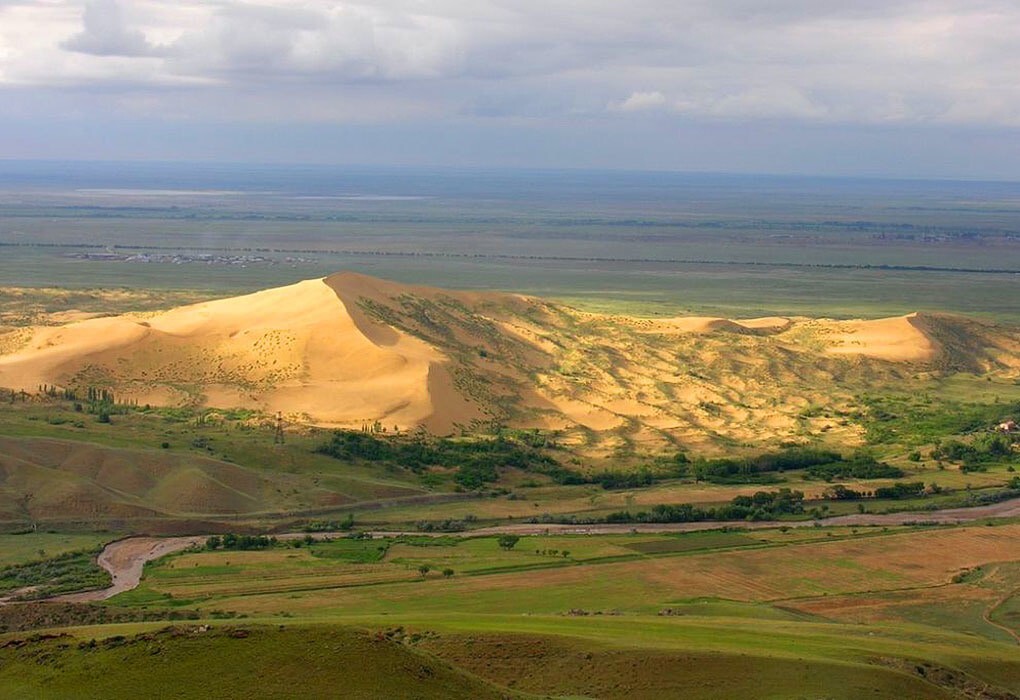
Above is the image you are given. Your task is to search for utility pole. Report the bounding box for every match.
[273,411,285,445]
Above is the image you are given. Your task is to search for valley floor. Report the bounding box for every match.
[1,511,1018,699]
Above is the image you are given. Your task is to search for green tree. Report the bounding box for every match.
[497,534,520,551]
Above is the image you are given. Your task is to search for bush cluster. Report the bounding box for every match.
[606,489,805,524]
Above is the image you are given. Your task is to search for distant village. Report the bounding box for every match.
[67,252,317,266]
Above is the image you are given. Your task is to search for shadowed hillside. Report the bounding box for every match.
[0,436,423,525]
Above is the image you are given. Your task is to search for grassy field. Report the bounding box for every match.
[112,523,1020,631]
[6,245,1020,321]
[1,520,1015,698]
[0,625,526,700]
[0,533,115,602]
[0,532,113,566]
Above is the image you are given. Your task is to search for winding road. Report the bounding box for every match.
[44,495,1020,603]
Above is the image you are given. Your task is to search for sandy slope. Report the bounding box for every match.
[633,316,790,335]
[0,272,1016,444]
[824,313,935,362]
[0,275,477,432]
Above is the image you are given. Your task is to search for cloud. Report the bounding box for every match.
[62,0,159,57]
[0,0,1018,131]
[612,91,667,112]
[672,86,828,121]
[166,4,467,81]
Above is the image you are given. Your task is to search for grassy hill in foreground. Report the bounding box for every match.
[1,272,1018,453]
[1,618,1015,699]
[0,625,523,700]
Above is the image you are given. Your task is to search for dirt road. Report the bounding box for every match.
[43,496,1020,602]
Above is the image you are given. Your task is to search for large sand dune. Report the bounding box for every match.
[1,272,1017,447]
[0,274,479,433]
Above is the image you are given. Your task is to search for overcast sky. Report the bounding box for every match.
[1,0,1019,178]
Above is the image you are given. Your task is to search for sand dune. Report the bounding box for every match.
[637,311,938,361]
[635,316,790,335]
[0,275,479,432]
[1,272,1015,445]
[824,313,935,362]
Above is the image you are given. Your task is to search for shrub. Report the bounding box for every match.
[873,482,926,500]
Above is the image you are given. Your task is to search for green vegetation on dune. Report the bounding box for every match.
[0,287,222,328]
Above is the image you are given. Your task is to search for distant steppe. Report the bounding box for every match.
[1,272,1017,454]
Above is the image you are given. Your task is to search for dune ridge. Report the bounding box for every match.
[1,272,1017,447]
